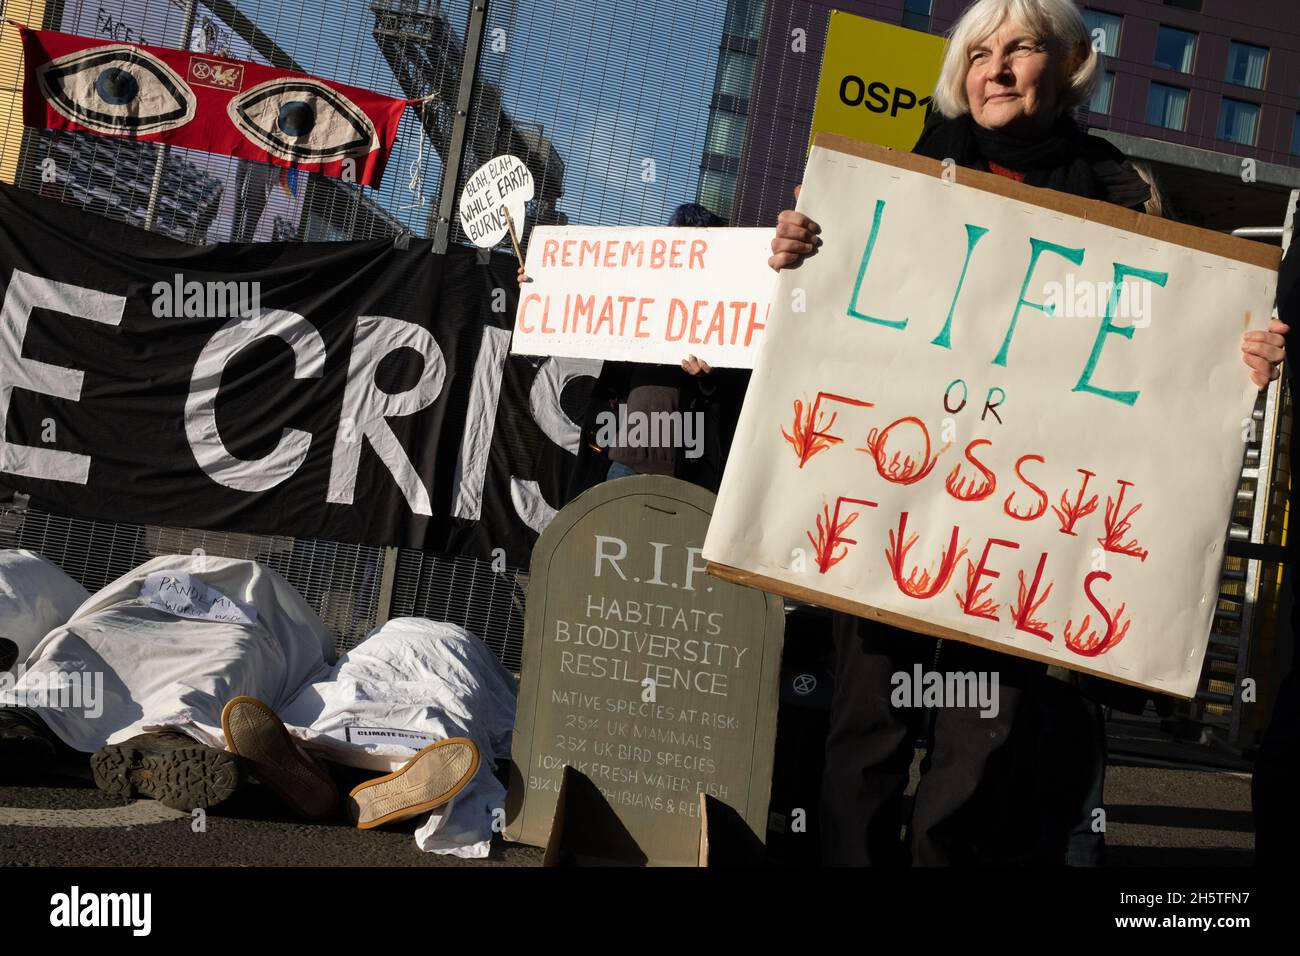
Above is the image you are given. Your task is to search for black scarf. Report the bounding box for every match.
[912,111,1113,200]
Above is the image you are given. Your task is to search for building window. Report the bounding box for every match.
[1225,41,1267,89]
[902,0,931,32]
[1089,71,1115,114]
[1292,113,1300,155]
[716,49,755,98]
[698,169,736,219]
[1145,82,1188,130]
[724,0,765,39]
[1153,26,1195,73]
[1081,9,1121,57]
[704,111,747,157]
[1217,98,1259,145]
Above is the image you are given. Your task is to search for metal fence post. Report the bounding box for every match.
[429,0,489,253]
[374,545,400,628]
[143,0,199,231]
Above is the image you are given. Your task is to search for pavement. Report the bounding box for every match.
[1102,764,1253,866]
[0,756,1253,867]
[0,764,545,867]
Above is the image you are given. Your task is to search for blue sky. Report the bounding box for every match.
[231,0,729,234]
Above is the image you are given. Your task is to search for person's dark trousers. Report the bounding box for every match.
[821,612,1043,866]
[1010,676,1107,865]
[1253,666,1299,865]
[1065,694,1107,866]
[820,613,925,866]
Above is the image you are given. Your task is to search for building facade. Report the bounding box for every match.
[727,0,1300,231]
[697,0,766,220]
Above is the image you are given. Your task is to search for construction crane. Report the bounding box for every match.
[370,0,565,240]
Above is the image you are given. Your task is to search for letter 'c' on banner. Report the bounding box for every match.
[185,310,326,492]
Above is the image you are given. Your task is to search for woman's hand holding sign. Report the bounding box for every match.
[768,185,820,273]
[1243,321,1288,388]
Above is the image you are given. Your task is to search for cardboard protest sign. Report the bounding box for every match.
[511,225,776,368]
[809,12,946,152]
[506,475,784,865]
[703,134,1281,699]
[459,154,533,248]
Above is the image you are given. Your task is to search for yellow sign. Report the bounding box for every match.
[0,3,49,185]
[810,11,947,152]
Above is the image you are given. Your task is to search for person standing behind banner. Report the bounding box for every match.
[601,203,741,486]
[516,203,749,494]
[767,0,1287,866]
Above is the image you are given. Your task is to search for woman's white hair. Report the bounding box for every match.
[932,0,1100,118]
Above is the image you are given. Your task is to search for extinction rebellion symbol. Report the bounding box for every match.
[793,674,817,696]
[188,56,244,91]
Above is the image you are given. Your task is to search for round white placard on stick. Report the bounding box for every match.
[458,154,534,249]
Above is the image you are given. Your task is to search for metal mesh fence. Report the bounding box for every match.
[453,0,730,248]
[0,503,390,650]
[0,501,530,663]
[390,548,527,670]
[0,0,760,667]
[1,0,760,240]
[728,0,826,229]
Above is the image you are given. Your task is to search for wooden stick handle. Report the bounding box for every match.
[502,206,524,262]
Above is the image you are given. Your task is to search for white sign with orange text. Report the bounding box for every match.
[702,143,1280,698]
[511,226,777,368]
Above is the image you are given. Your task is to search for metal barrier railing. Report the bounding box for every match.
[0,501,527,667]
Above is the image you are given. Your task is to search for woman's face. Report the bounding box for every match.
[964,18,1068,137]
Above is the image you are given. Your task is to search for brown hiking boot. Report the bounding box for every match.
[347,738,479,830]
[221,696,338,821]
[0,707,58,780]
[91,730,243,811]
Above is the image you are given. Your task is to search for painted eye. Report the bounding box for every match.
[36,44,195,135]
[227,78,378,164]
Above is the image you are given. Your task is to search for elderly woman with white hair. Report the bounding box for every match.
[769,0,1288,866]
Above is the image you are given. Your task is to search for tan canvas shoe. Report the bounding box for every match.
[221,695,338,821]
[347,737,480,830]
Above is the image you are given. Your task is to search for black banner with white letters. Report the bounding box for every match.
[0,182,601,558]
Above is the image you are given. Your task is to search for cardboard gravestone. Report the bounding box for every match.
[506,475,784,865]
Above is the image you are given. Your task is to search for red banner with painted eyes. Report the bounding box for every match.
[14,24,412,189]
